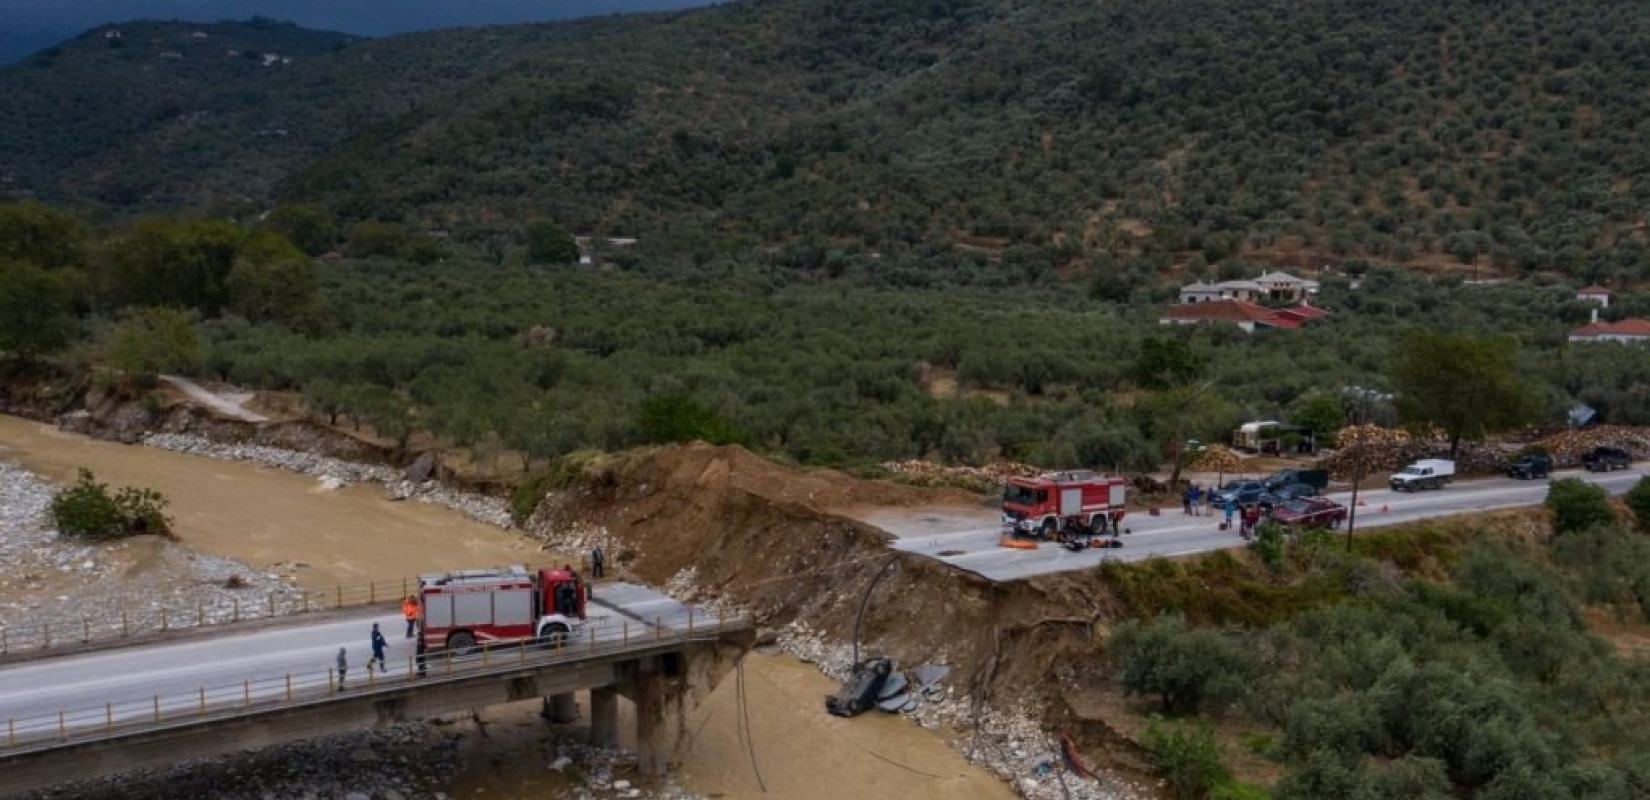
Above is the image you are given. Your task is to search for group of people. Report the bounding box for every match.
[336,596,426,690]
[1182,484,1266,539]
[1180,484,1219,517]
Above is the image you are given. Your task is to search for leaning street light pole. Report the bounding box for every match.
[852,555,901,667]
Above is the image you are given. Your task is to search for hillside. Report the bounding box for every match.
[4,0,1650,280]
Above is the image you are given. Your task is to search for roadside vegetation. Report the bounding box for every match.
[50,468,172,541]
[1105,483,1650,800]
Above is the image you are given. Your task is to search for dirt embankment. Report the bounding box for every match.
[0,364,511,496]
[527,443,1158,784]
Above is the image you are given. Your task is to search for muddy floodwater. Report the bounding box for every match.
[0,415,542,590]
[0,414,1016,800]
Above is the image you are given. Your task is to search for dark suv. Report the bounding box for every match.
[1582,446,1632,472]
[1507,453,1552,480]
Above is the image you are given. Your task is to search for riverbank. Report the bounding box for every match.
[0,414,1031,800]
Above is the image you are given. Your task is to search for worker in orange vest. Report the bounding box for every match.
[401,594,419,639]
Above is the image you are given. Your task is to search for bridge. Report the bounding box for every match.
[0,581,753,798]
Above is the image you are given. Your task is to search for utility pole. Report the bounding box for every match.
[1344,390,1371,553]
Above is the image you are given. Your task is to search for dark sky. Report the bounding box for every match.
[0,0,720,63]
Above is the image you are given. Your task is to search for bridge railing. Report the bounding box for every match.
[0,610,750,756]
[0,574,632,656]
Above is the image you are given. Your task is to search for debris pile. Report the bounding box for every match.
[140,433,513,528]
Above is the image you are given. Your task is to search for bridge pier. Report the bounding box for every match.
[543,693,578,724]
[589,687,620,748]
[631,675,675,776]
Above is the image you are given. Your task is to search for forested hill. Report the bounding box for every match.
[5,0,1650,282]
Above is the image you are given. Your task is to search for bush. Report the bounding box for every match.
[636,392,743,446]
[1624,477,1650,534]
[1141,716,1230,800]
[1545,477,1615,535]
[1249,522,1288,572]
[1111,615,1256,714]
[50,469,171,541]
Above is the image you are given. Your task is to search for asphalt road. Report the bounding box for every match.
[878,465,1649,582]
[0,582,704,736]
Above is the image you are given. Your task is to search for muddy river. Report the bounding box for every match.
[0,415,1015,800]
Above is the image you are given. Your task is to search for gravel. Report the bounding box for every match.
[140,434,514,529]
[0,457,304,648]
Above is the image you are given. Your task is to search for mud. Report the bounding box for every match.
[527,443,1165,795]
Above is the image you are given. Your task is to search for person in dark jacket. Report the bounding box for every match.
[591,546,605,579]
[370,624,388,673]
[336,647,348,690]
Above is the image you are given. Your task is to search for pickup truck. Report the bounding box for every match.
[1506,453,1552,480]
[1582,446,1631,472]
[1390,459,1454,492]
[1270,497,1348,530]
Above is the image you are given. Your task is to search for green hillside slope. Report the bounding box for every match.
[4,0,1650,281]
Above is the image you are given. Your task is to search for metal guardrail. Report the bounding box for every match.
[0,575,632,656]
[0,611,750,756]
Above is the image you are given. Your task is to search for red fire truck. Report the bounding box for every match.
[1001,471,1128,539]
[418,565,589,653]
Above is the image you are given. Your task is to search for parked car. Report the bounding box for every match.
[1390,459,1455,492]
[1263,469,1330,493]
[1212,481,1267,507]
[1582,446,1632,472]
[1258,483,1319,511]
[1270,497,1348,530]
[1506,453,1552,480]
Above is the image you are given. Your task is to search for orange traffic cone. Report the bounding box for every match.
[1355,499,1366,507]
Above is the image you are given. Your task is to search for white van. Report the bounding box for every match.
[1389,459,1455,492]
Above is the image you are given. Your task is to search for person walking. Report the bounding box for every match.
[590,546,604,579]
[1189,484,1202,516]
[336,647,348,691]
[1181,485,1193,515]
[370,623,388,674]
[401,595,419,639]
[1223,497,1236,531]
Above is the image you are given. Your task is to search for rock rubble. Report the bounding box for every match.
[140,434,513,529]
[0,456,302,648]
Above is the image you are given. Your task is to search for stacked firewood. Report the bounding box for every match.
[1188,445,1243,473]
[1533,426,1650,467]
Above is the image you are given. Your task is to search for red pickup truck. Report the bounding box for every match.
[1269,497,1347,530]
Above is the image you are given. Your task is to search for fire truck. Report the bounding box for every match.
[418,565,589,653]
[1001,471,1128,540]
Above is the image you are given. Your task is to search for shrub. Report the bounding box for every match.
[1545,477,1615,535]
[1249,522,1287,572]
[1110,615,1256,714]
[1141,716,1230,800]
[50,469,171,541]
[636,392,743,446]
[1624,477,1650,534]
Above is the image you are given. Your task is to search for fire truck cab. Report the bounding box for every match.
[1001,471,1127,539]
[418,565,588,653]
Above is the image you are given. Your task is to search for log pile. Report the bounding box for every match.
[878,459,1041,487]
[1533,426,1650,467]
[1188,445,1243,473]
[1317,424,1514,479]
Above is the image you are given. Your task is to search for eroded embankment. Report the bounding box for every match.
[525,444,1162,789]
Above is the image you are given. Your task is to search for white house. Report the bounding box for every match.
[1178,282,1223,303]
[1577,285,1611,307]
[1255,271,1319,302]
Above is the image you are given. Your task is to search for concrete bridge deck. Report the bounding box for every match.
[0,581,752,797]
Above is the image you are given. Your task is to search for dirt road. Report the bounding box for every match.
[0,415,540,590]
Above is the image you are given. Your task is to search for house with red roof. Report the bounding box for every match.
[1569,318,1650,344]
[1159,300,1329,333]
